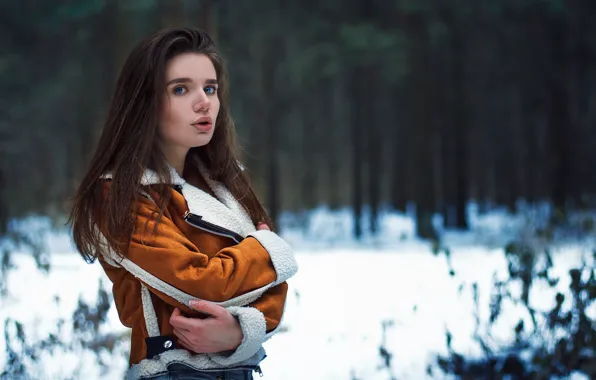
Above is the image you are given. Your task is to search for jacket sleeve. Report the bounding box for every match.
[208,281,290,365]
[100,187,297,307]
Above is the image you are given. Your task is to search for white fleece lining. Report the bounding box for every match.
[180,182,255,237]
[208,306,267,365]
[101,166,185,187]
[248,230,299,284]
[141,284,160,337]
[98,240,121,268]
[196,160,254,230]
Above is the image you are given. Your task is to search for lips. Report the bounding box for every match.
[191,116,213,132]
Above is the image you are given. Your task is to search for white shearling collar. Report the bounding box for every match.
[101,161,256,237]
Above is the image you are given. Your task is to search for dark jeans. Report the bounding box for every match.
[144,363,255,380]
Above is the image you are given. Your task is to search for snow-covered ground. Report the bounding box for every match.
[1,206,594,379]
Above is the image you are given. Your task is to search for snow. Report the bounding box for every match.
[1,252,129,380]
[1,206,594,379]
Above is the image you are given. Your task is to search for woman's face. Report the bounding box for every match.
[158,52,220,159]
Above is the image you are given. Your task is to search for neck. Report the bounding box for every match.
[162,146,188,177]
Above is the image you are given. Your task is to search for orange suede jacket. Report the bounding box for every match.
[96,164,298,379]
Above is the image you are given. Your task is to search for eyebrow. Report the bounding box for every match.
[166,77,218,86]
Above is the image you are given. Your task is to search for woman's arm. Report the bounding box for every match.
[170,282,290,364]
[100,190,297,308]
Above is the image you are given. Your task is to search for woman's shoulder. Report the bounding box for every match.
[94,177,161,205]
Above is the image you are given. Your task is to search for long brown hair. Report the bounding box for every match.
[69,27,271,263]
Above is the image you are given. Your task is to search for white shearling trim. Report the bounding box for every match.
[208,306,267,365]
[125,347,266,379]
[141,284,160,337]
[196,161,254,230]
[217,283,275,308]
[95,227,121,268]
[100,166,185,186]
[247,230,298,285]
[100,252,120,268]
[99,245,121,268]
[180,182,255,237]
[142,166,185,186]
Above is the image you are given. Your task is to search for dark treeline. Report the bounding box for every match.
[2,0,596,238]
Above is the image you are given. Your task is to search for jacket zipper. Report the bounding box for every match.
[183,210,244,244]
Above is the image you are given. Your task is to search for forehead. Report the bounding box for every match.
[164,53,217,80]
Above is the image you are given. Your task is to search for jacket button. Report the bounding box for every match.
[163,340,172,349]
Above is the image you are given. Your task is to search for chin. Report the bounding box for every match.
[190,135,214,148]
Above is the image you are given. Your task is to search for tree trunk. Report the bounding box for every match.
[406,14,437,240]
[301,92,318,211]
[263,40,281,228]
[448,15,469,229]
[367,68,381,235]
[548,13,571,212]
[350,66,364,239]
[328,76,343,209]
[0,165,5,234]
[390,83,409,212]
[509,85,526,210]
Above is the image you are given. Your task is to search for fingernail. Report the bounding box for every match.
[189,300,199,308]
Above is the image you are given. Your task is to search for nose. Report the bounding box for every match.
[192,91,210,113]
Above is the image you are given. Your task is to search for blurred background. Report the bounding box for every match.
[1,1,595,379]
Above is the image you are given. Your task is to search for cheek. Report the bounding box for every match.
[158,103,181,141]
[160,97,185,125]
[213,98,221,118]
[162,99,184,123]
[158,106,171,137]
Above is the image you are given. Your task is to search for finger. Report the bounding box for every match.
[171,307,182,318]
[188,300,227,318]
[173,329,195,352]
[169,310,199,331]
[257,222,270,231]
[172,324,191,334]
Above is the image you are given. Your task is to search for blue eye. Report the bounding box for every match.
[204,86,217,95]
[173,86,187,95]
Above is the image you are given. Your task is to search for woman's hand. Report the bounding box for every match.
[169,300,243,353]
[169,222,270,354]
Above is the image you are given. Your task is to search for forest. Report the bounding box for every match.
[1,1,595,379]
[2,0,596,237]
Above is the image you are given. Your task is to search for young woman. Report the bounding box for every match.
[69,27,298,380]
